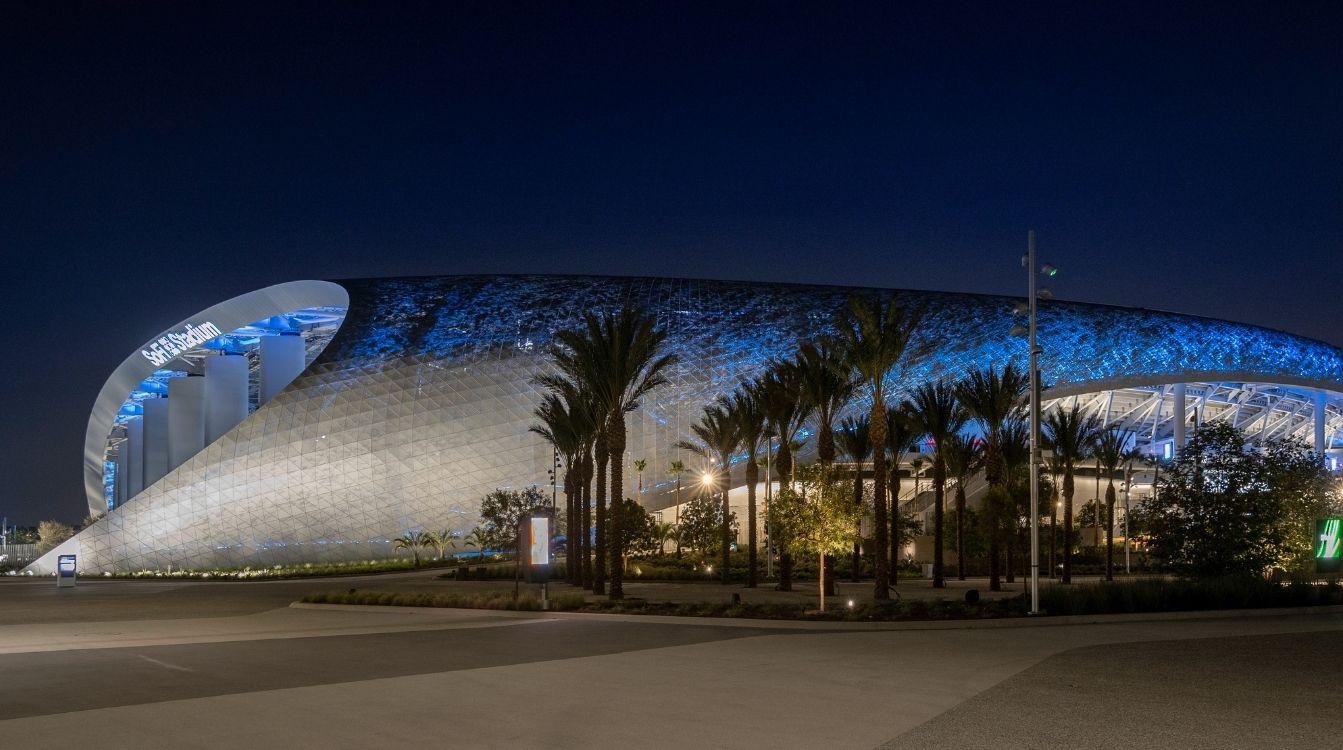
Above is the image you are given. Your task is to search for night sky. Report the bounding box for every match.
[2,1,1340,525]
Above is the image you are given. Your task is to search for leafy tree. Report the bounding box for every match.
[613,498,659,559]
[36,520,75,553]
[771,464,860,610]
[1141,423,1340,577]
[680,493,736,563]
[478,487,548,553]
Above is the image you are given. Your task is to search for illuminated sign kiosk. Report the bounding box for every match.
[519,511,553,610]
[57,554,77,588]
[1316,519,1342,575]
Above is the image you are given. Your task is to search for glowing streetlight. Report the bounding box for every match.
[700,471,716,488]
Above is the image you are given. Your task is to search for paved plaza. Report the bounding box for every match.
[1,572,1341,748]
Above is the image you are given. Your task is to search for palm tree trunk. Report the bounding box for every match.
[851,462,863,582]
[1062,467,1075,584]
[1049,509,1056,578]
[869,401,889,600]
[1105,480,1116,581]
[746,455,759,588]
[607,412,626,600]
[932,455,946,588]
[889,462,900,586]
[581,454,592,588]
[565,470,576,585]
[720,458,731,586]
[593,435,608,595]
[955,481,967,580]
[775,437,794,592]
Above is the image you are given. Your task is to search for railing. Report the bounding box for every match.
[0,543,40,565]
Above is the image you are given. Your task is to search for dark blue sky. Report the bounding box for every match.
[2,1,1340,524]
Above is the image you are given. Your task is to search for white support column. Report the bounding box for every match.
[205,354,249,444]
[125,415,144,499]
[1316,390,1328,454]
[1173,383,1187,451]
[114,444,128,509]
[259,334,305,404]
[142,398,170,487]
[168,375,206,471]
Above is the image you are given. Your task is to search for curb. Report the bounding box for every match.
[289,601,1343,632]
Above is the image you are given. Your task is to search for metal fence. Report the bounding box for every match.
[0,543,39,565]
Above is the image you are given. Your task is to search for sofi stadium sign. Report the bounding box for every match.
[140,322,224,367]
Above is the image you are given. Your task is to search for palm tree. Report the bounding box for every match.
[543,307,677,600]
[463,527,490,563]
[652,521,678,556]
[429,529,460,561]
[531,391,585,585]
[837,414,871,582]
[1045,451,1067,578]
[886,405,918,580]
[956,364,1029,592]
[835,293,923,600]
[796,340,855,464]
[393,530,432,568]
[669,459,687,557]
[905,380,966,588]
[1001,417,1032,583]
[633,458,647,497]
[677,402,741,585]
[1093,428,1132,581]
[942,432,982,581]
[1043,404,1103,584]
[726,386,767,587]
[754,363,815,591]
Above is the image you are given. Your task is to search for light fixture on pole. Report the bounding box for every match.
[1014,230,1055,616]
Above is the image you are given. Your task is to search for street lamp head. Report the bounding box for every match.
[1037,288,1054,301]
[700,471,716,488]
[1010,324,1028,338]
[1041,263,1058,277]
[1012,301,1029,316]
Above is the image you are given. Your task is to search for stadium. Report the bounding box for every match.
[27,275,1343,575]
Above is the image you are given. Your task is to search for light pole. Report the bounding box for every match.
[1013,230,1054,616]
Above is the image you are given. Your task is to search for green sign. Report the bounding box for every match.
[1316,519,1342,574]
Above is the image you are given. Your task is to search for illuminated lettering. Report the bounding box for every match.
[140,322,223,367]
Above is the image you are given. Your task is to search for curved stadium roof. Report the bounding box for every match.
[33,275,1343,574]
